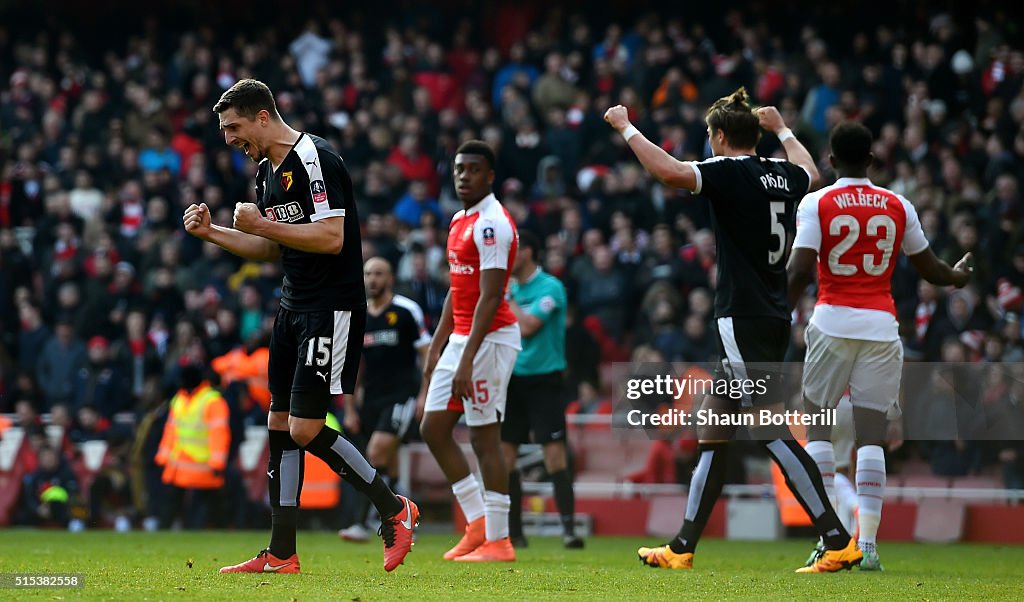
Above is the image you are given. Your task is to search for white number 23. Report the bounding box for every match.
[827,214,896,276]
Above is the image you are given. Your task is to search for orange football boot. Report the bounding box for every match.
[219,548,300,574]
[380,495,420,572]
[443,516,486,560]
[454,537,516,562]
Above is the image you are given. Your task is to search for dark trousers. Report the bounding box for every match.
[159,486,216,529]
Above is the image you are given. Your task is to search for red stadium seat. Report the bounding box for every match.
[914,498,966,543]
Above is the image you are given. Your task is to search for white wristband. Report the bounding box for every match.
[622,125,641,142]
[777,128,794,143]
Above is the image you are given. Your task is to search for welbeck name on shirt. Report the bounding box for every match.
[834,189,889,209]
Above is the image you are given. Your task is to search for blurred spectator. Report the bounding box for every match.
[393,180,441,228]
[533,52,577,116]
[15,446,79,528]
[35,316,86,410]
[72,336,131,416]
[387,134,439,197]
[16,304,50,375]
[493,42,539,108]
[69,404,115,444]
[289,21,332,89]
[139,131,182,178]
[68,171,104,222]
[395,246,447,330]
[575,245,628,339]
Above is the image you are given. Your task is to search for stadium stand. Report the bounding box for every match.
[0,0,1022,540]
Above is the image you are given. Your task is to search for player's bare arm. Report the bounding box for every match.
[908,249,973,288]
[183,201,280,262]
[451,269,505,402]
[603,105,698,190]
[233,202,344,255]
[424,291,454,385]
[786,247,818,311]
[507,299,542,337]
[756,106,820,190]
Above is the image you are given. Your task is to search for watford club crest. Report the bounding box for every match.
[280,171,293,191]
[386,311,398,326]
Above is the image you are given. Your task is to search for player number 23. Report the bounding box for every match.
[828,214,896,276]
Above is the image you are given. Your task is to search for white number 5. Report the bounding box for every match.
[768,201,786,265]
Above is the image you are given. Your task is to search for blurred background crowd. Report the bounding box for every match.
[0,0,1022,530]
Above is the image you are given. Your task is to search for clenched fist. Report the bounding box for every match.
[755,106,787,134]
[603,105,631,132]
[183,203,212,239]
[233,202,264,234]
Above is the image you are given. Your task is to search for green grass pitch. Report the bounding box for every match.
[4,531,1022,600]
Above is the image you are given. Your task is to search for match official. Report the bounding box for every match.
[501,232,583,549]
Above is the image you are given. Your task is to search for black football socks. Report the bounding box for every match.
[550,469,577,537]
[508,470,524,539]
[268,429,303,558]
[670,442,729,554]
[304,426,403,518]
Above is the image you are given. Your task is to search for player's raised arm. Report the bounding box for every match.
[233,202,344,254]
[183,201,281,262]
[756,106,820,191]
[604,105,699,190]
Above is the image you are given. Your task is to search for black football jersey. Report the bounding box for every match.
[361,294,431,402]
[688,155,811,320]
[255,133,364,311]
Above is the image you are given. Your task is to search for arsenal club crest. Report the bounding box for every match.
[281,171,293,191]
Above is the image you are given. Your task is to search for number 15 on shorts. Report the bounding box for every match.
[466,380,489,406]
[305,337,331,367]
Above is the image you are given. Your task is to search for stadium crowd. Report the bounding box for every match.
[0,0,1023,529]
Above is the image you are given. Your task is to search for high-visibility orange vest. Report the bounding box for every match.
[212,347,271,412]
[300,414,342,509]
[155,383,230,489]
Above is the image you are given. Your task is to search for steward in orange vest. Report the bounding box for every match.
[156,367,231,490]
[211,343,271,413]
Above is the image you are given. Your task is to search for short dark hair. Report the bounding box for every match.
[829,122,873,167]
[212,79,280,121]
[518,230,542,261]
[455,140,496,170]
[705,87,761,149]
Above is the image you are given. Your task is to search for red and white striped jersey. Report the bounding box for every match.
[447,193,521,348]
[793,177,929,341]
